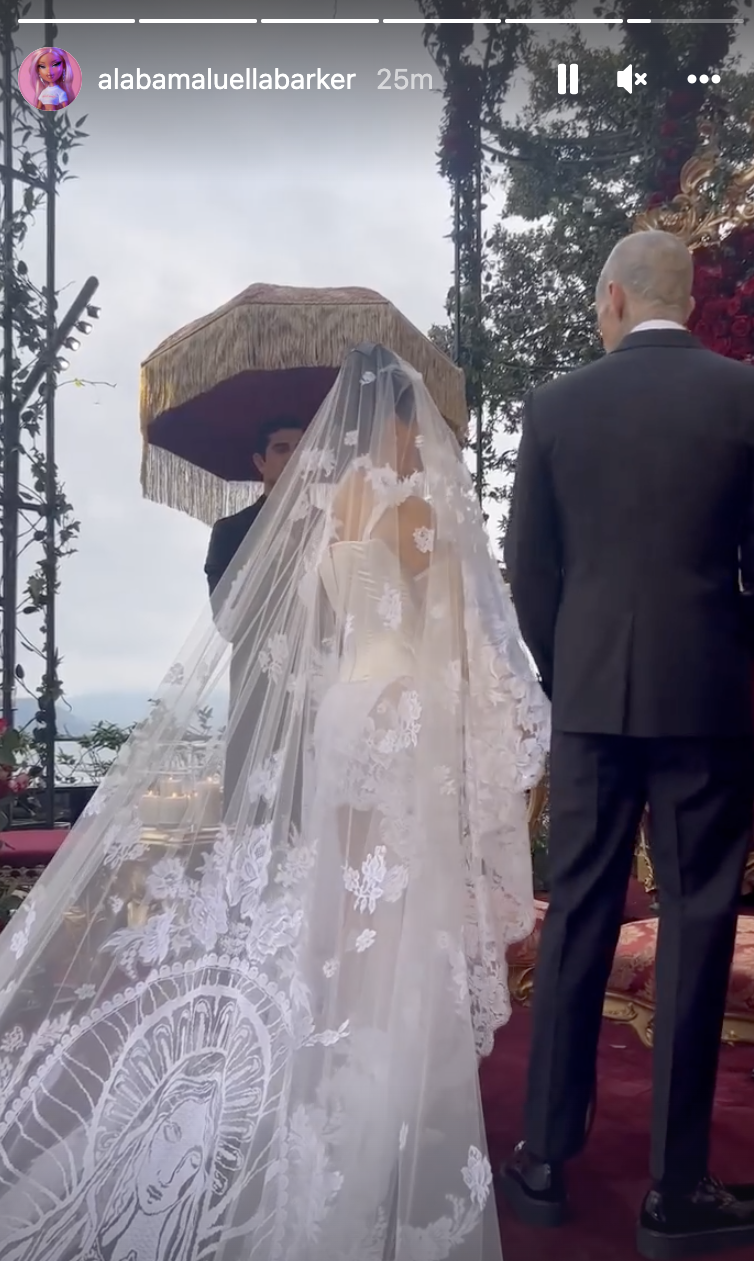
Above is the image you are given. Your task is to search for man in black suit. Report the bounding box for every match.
[204,415,304,807]
[205,416,305,596]
[501,230,754,1258]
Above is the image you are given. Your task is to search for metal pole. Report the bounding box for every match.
[42,123,57,828]
[475,134,484,503]
[1,20,18,730]
[14,277,99,414]
[453,177,462,366]
[40,0,58,826]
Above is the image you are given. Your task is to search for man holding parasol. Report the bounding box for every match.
[204,415,304,597]
[203,413,304,805]
[139,283,477,816]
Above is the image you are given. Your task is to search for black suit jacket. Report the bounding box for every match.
[505,328,754,738]
[204,497,267,806]
[204,497,267,597]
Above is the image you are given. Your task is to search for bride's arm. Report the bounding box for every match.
[396,498,469,676]
[395,496,436,577]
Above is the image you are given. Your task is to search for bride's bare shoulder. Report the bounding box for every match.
[330,469,373,536]
[397,495,435,530]
[331,468,368,507]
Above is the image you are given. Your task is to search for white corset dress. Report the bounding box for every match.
[318,538,421,683]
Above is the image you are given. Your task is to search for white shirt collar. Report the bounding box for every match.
[630,319,687,333]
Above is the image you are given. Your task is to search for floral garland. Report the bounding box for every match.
[646,84,707,210]
[438,64,482,184]
[645,82,754,364]
[689,226,754,361]
[0,719,36,831]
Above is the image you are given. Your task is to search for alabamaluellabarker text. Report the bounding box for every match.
[98,68,357,91]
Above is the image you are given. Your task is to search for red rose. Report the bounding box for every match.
[0,720,7,736]
[660,120,678,136]
[702,298,730,318]
[667,89,697,114]
[731,316,752,340]
[711,338,733,355]
[696,258,726,276]
[695,263,722,287]
[693,322,713,344]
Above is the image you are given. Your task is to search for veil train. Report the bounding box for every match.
[0,344,548,1259]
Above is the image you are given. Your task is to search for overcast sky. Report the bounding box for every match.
[11,1,749,715]
[11,0,462,709]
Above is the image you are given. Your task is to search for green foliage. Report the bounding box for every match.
[0,889,27,930]
[55,721,135,785]
[422,0,753,537]
[1,5,100,785]
[419,0,534,474]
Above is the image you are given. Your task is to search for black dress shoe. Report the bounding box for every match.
[636,1175,754,1259]
[498,1141,567,1228]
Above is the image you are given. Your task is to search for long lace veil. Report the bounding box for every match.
[0,343,548,1259]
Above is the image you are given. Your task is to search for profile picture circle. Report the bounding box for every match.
[18,46,81,112]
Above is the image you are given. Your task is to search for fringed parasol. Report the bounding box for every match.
[140,283,468,524]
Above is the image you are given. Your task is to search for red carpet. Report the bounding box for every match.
[481,1005,754,1260]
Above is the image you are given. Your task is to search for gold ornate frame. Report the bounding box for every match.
[634,115,754,247]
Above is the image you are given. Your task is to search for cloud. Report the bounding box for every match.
[16,18,452,701]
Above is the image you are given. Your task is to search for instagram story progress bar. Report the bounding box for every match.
[15,13,747,24]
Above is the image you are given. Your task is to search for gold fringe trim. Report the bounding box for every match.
[141,444,263,526]
[140,285,468,438]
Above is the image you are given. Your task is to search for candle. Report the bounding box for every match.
[196,778,222,829]
[160,794,189,829]
[160,776,182,798]
[140,791,162,829]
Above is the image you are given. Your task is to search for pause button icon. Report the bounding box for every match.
[558,64,578,94]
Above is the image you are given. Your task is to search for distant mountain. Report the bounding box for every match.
[16,698,90,737]
[15,689,229,736]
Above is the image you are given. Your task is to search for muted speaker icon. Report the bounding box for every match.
[617,64,647,93]
[617,64,633,92]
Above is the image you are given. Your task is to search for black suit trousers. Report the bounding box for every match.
[525,730,753,1190]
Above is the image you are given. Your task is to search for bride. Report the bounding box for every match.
[0,343,548,1260]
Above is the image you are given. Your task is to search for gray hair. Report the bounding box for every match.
[596,230,693,315]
